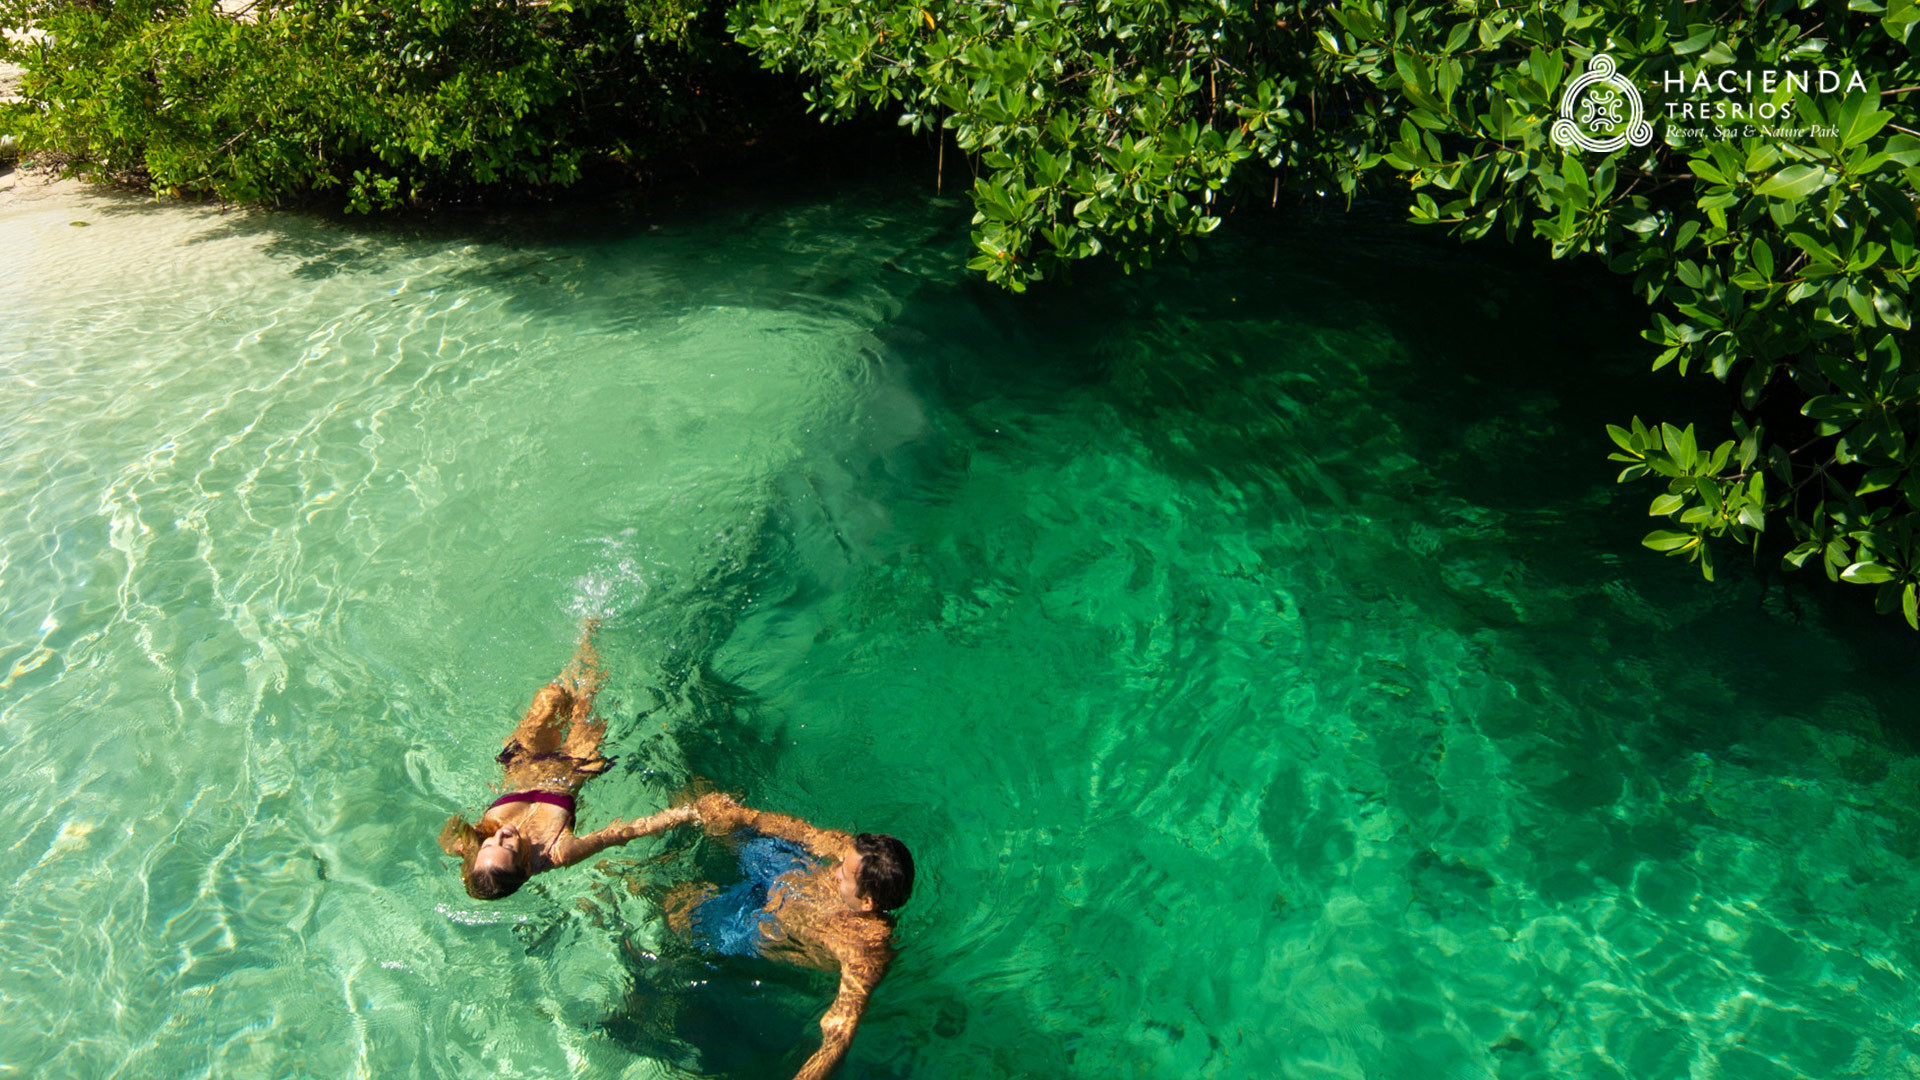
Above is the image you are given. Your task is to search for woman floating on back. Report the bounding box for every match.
[438,620,691,899]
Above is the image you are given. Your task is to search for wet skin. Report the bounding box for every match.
[440,622,692,891]
[676,793,899,1080]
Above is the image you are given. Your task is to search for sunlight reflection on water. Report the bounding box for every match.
[2,180,1917,1080]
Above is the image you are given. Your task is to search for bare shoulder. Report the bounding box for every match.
[829,914,896,981]
[815,827,857,860]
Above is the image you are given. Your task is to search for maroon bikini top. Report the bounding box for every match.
[488,790,576,827]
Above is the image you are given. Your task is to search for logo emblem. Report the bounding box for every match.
[1551,53,1654,153]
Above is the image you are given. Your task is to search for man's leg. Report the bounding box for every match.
[662,880,718,937]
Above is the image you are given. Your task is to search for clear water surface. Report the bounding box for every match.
[1,170,1916,1080]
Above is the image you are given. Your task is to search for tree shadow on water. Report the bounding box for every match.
[879,206,1920,761]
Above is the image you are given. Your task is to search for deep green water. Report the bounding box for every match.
[2,174,1917,1080]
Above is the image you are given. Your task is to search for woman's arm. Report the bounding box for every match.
[437,815,477,858]
[550,805,697,866]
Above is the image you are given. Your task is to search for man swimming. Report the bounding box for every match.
[671,791,915,1080]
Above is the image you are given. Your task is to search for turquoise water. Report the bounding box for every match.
[1,176,1916,1080]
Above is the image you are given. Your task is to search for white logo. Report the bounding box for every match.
[1552,53,1654,153]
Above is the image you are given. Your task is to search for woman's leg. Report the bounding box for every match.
[562,617,605,703]
[506,682,572,755]
[561,710,608,765]
[505,620,605,755]
[560,620,608,764]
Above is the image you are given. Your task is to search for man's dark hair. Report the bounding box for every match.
[852,833,915,911]
[466,862,529,900]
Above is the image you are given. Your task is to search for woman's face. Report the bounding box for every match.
[474,823,525,875]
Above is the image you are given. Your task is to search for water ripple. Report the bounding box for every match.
[0,183,952,1078]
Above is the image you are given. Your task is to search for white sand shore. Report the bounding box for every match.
[2,30,82,208]
[0,168,91,212]
[0,174,258,312]
[2,28,38,103]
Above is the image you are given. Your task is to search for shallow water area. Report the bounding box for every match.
[2,174,1918,1080]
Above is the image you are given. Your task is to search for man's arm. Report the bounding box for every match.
[694,793,852,860]
[792,965,873,1080]
[551,805,696,866]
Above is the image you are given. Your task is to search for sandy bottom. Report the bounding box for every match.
[0,169,97,213]
[2,28,32,102]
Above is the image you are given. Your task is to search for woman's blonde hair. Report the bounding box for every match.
[439,814,528,900]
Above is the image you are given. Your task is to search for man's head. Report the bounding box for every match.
[465,823,531,900]
[834,833,915,913]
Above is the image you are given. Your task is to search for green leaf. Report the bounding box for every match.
[1873,289,1912,331]
[1688,158,1728,185]
[1672,25,1716,55]
[1754,164,1831,200]
[1696,476,1723,516]
[1664,423,1697,470]
[1802,395,1865,420]
[1650,493,1685,515]
[1841,561,1897,584]
[1847,284,1878,324]
[1838,94,1894,149]
[1784,227,1843,268]
[1859,468,1905,495]
[1643,529,1698,552]
[1561,153,1589,195]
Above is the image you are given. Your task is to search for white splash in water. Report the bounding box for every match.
[568,533,656,621]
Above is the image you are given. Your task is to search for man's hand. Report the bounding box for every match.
[689,794,854,860]
[792,965,874,1080]
[693,792,751,834]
